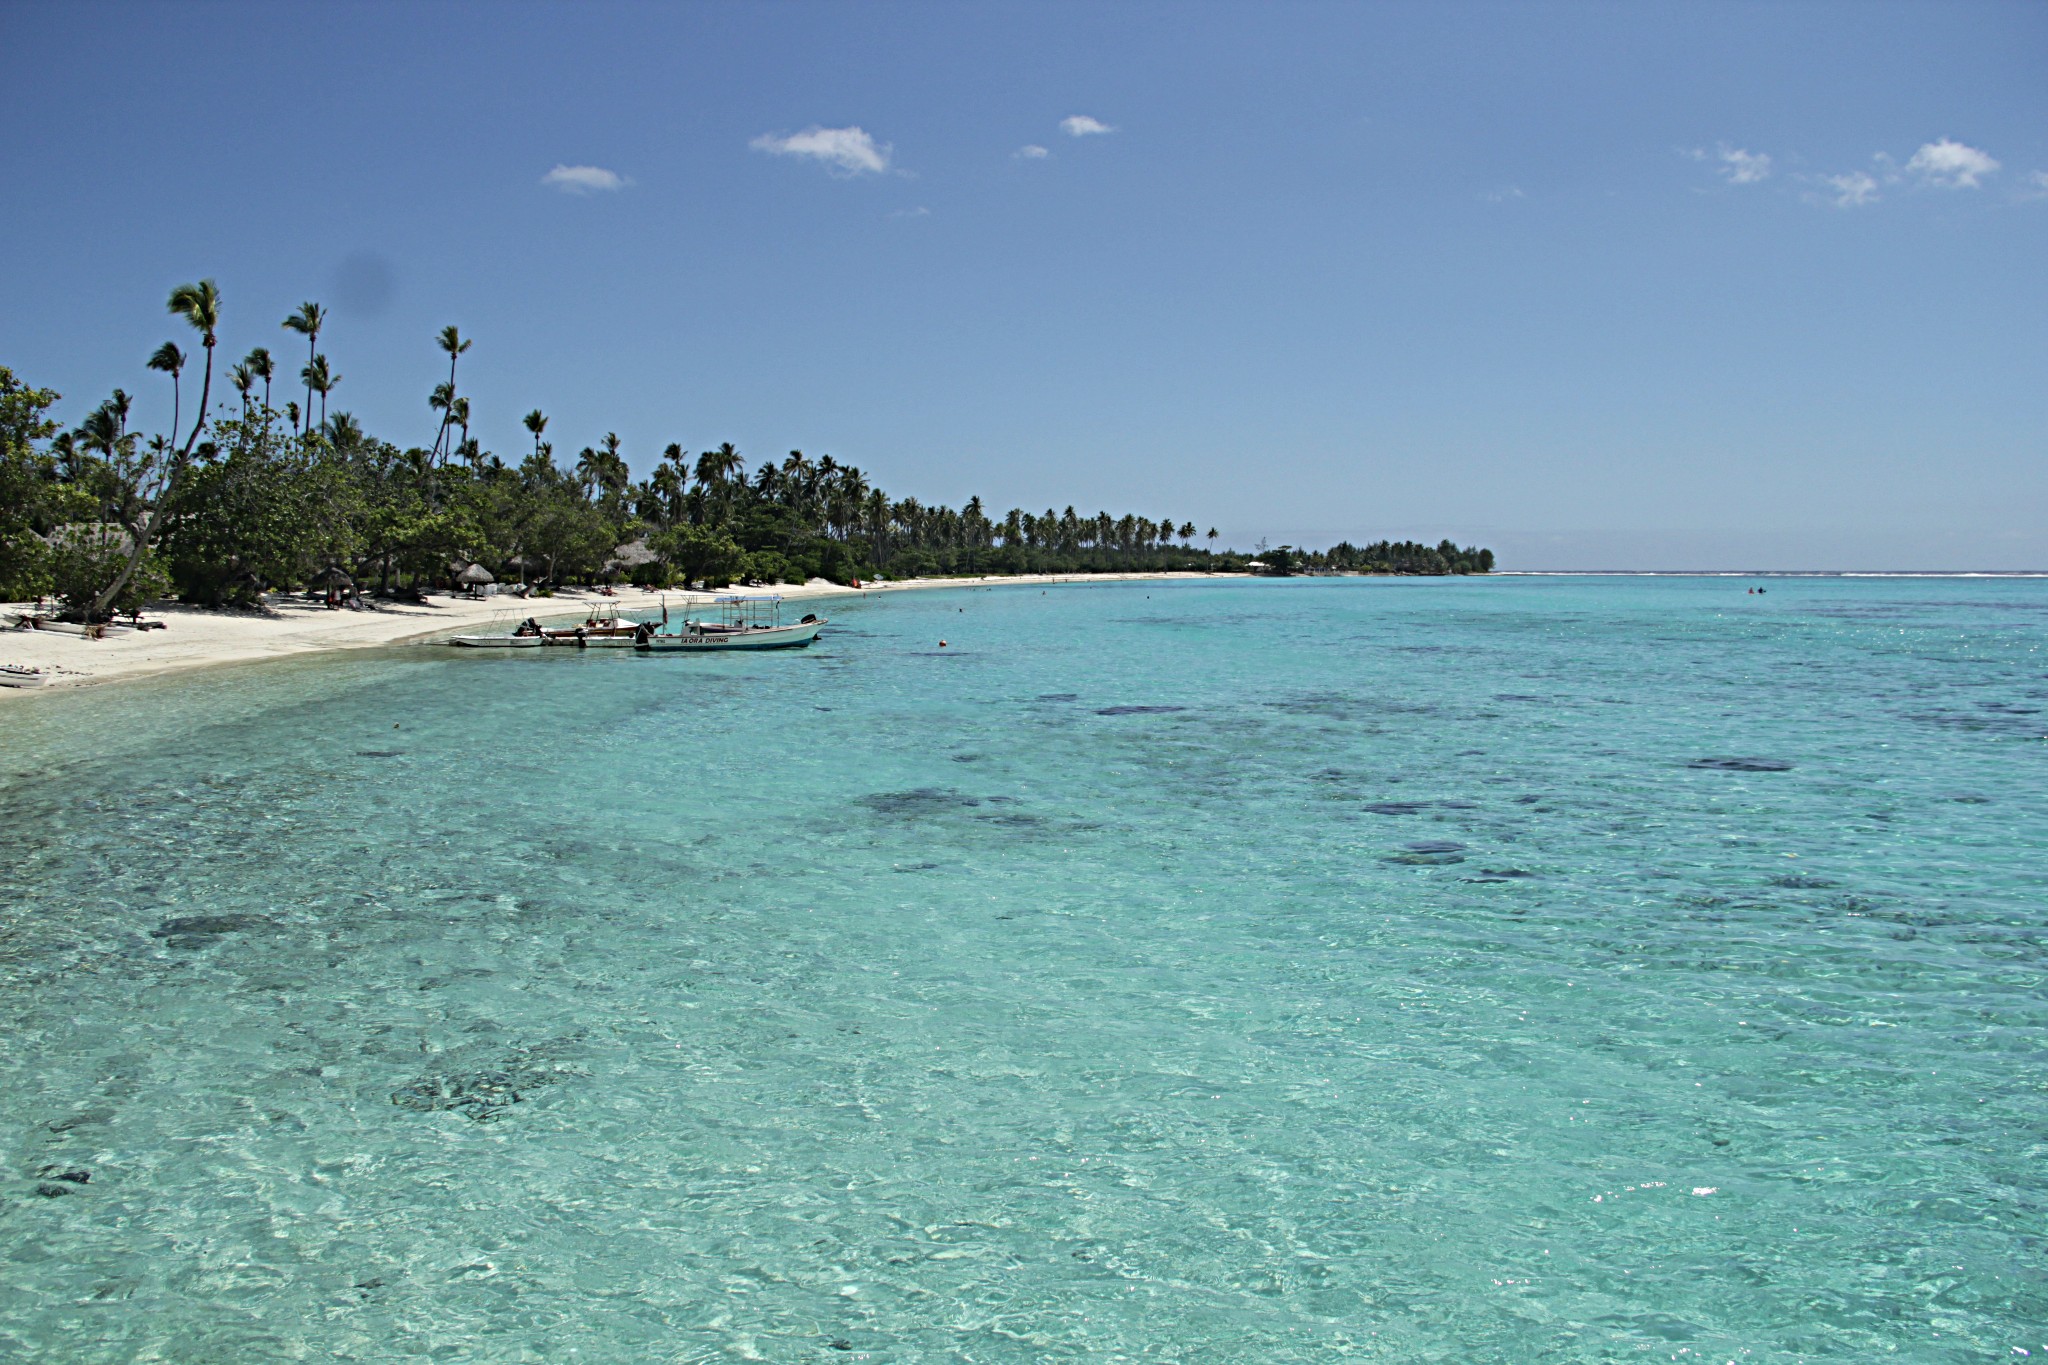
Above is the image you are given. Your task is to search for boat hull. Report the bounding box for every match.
[637,620,825,651]
[451,634,545,648]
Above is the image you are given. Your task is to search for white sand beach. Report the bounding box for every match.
[0,572,1231,697]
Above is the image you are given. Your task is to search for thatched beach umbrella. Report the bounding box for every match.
[457,562,495,587]
[310,563,353,607]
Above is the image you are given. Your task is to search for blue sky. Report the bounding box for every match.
[3,0,2043,569]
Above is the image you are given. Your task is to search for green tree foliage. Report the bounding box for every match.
[649,522,747,587]
[49,525,168,618]
[1,286,1495,611]
[158,414,355,606]
[0,367,77,598]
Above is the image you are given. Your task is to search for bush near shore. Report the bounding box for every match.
[1,284,1491,619]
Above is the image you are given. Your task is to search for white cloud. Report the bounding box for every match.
[1683,144,1771,186]
[1904,138,1999,188]
[1822,171,1880,208]
[1060,115,1114,137]
[2019,170,2048,202]
[1718,146,1771,185]
[1015,144,1050,160]
[890,206,930,219]
[541,164,630,194]
[1481,185,1525,203]
[750,125,892,176]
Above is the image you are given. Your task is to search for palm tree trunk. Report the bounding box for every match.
[89,343,212,622]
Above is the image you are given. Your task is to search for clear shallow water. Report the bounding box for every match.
[1,576,2043,1363]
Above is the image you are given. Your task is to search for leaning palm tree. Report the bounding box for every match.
[428,382,454,450]
[281,301,326,432]
[523,409,547,458]
[89,280,217,622]
[146,341,185,449]
[245,346,275,413]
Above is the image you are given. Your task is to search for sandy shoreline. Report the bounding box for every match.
[0,572,1232,697]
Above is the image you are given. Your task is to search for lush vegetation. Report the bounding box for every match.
[1,282,1493,618]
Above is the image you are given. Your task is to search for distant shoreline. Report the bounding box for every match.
[11,566,2044,698]
[0,571,1238,698]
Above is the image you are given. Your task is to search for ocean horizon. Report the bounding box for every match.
[2,574,2041,1361]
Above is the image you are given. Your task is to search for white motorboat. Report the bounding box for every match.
[637,596,826,652]
[0,665,55,688]
[451,616,549,648]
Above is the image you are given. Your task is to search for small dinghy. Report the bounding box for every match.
[0,665,56,688]
[451,617,549,648]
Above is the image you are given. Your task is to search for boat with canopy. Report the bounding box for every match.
[636,595,826,652]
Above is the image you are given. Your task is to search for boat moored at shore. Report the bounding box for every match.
[637,595,826,651]
[451,605,659,648]
[449,597,825,651]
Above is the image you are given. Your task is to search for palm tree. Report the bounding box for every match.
[864,488,889,567]
[324,411,365,450]
[1207,528,1219,552]
[709,442,744,486]
[302,353,339,427]
[245,347,275,413]
[281,302,326,433]
[428,382,454,446]
[230,362,255,418]
[451,396,470,455]
[167,280,220,457]
[693,442,745,522]
[74,393,136,468]
[433,325,470,459]
[88,275,214,620]
[146,342,185,448]
[524,408,547,458]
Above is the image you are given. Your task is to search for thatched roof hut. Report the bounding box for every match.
[603,539,658,582]
[456,562,495,587]
[609,539,658,570]
[309,564,354,589]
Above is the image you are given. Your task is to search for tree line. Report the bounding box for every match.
[0,281,1493,620]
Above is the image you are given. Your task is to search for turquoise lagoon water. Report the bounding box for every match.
[0,576,2043,1363]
